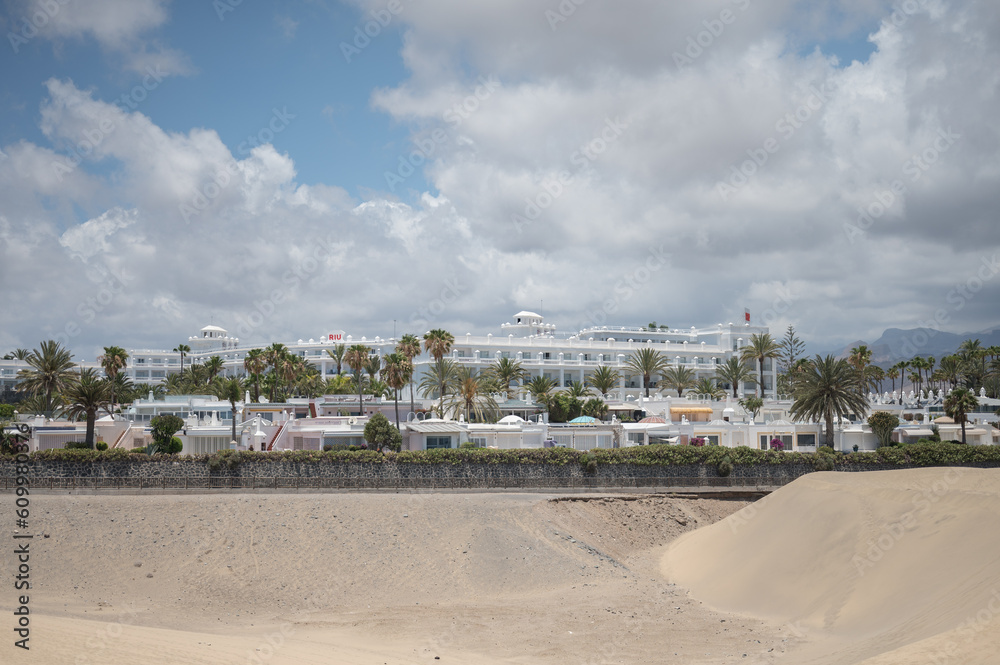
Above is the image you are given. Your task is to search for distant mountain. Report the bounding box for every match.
[834,326,1000,364]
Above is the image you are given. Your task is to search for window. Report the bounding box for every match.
[760,434,793,450]
[426,436,452,449]
[470,437,488,448]
[797,433,817,448]
[705,435,720,446]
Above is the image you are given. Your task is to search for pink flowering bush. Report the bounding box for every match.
[769,438,784,451]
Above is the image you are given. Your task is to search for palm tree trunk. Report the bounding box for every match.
[394,390,400,431]
[358,372,363,417]
[961,420,967,444]
[759,358,766,398]
[86,410,96,449]
[825,409,835,448]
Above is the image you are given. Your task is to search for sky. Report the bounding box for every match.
[0,0,998,361]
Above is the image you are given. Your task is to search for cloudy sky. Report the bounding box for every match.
[1,0,998,360]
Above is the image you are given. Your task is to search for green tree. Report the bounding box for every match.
[16,340,77,413]
[740,333,781,398]
[867,411,899,448]
[448,367,499,423]
[173,344,191,376]
[625,348,669,397]
[525,375,556,403]
[581,397,608,420]
[382,352,413,430]
[344,344,370,417]
[243,349,267,402]
[98,345,129,418]
[63,369,111,448]
[150,414,186,454]
[790,355,869,448]
[662,366,696,397]
[396,334,422,417]
[364,412,402,451]
[944,387,979,444]
[566,381,589,399]
[694,376,725,400]
[586,365,621,397]
[739,396,763,422]
[778,325,805,374]
[326,344,347,375]
[422,329,455,362]
[212,376,244,444]
[204,355,225,381]
[418,358,458,418]
[488,357,528,392]
[716,357,756,398]
[546,392,582,423]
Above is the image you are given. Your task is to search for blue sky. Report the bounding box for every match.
[1,0,998,358]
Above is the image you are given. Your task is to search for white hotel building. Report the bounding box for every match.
[33,311,775,399]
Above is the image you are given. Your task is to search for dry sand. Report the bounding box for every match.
[662,468,1000,664]
[6,468,996,664]
[6,491,786,664]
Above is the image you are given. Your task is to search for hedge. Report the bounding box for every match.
[2,443,1000,468]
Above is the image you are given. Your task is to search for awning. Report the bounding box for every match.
[669,406,714,413]
[901,429,934,437]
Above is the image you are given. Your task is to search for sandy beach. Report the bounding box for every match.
[5,468,998,663]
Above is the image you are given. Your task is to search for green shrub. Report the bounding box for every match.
[207,456,222,471]
[0,404,15,420]
[64,441,91,449]
[580,452,598,473]
[95,441,108,451]
[868,411,900,447]
[717,457,732,477]
[459,441,477,449]
[363,413,401,452]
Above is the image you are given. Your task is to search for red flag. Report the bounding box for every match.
[744,308,750,323]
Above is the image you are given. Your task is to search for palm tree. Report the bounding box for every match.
[204,355,225,381]
[448,367,500,423]
[625,348,669,397]
[489,357,528,393]
[63,369,111,448]
[958,339,987,390]
[132,382,165,400]
[893,361,910,392]
[586,365,621,397]
[867,366,885,394]
[662,366,696,398]
[938,355,961,390]
[740,333,781,398]
[344,344,371,417]
[3,348,31,360]
[16,340,77,413]
[887,366,899,394]
[848,345,873,375]
[943,387,979,444]
[382,352,413,430]
[264,343,289,402]
[98,345,129,419]
[173,344,191,376]
[324,374,354,395]
[566,381,589,399]
[396,334,422,417]
[525,375,556,403]
[243,348,267,402]
[423,329,455,362]
[789,355,869,448]
[716,357,756,398]
[326,344,347,375]
[694,376,724,400]
[418,358,458,417]
[212,376,244,444]
[365,354,382,385]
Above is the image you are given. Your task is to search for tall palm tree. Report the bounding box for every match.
[418,358,458,417]
[326,344,347,375]
[887,366,899,394]
[740,333,781,398]
[345,344,371,417]
[625,348,669,397]
[243,348,267,402]
[893,360,910,392]
[264,343,289,402]
[938,355,961,390]
[958,339,987,389]
[586,365,621,397]
[204,355,225,381]
[790,355,869,448]
[422,329,455,362]
[396,334,422,417]
[565,381,589,399]
[848,345,873,375]
[448,367,500,423]
[173,344,191,376]
[867,366,885,394]
[324,374,354,395]
[488,357,528,393]
[63,369,111,448]
[716,357,756,398]
[366,354,382,385]
[98,345,129,419]
[944,387,979,444]
[694,376,725,400]
[16,340,77,413]
[382,352,413,430]
[212,376,244,444]
[3,348,31,360]
[662,366,696,398]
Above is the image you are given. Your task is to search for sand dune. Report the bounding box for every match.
[5,492,788,664]
[662,468,1000,665]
